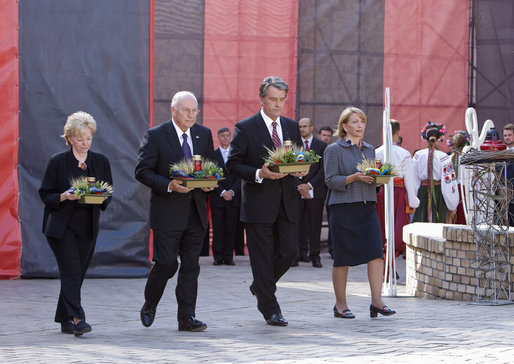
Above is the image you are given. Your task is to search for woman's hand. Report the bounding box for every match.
[350,171,374,185]
[60,190,79,202]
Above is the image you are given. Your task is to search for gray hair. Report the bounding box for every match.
[218,127,230,135]
[171,91,198,108]
[259,76,289,97]
[61,111,97,146]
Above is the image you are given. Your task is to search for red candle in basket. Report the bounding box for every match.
[193,155,202,171]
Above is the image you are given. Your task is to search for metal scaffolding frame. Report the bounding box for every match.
[462,155,513,304]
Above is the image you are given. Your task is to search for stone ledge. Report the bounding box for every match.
[404,222,513,302]
[403,223,445,253]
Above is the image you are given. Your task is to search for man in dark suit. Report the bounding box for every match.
[210,127,241,266]
[503,124,514,225]
[135,91,215,332]
[318,126,335,258]
[227,76,307,326]
[294,118,327,268]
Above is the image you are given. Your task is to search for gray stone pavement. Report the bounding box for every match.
[1,254,513,363]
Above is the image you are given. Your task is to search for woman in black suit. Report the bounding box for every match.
[39,111,112,336]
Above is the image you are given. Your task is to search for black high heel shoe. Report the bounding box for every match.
[333,306,355,319]
[369,304,396,318]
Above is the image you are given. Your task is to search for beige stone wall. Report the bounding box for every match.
[403,223,514,301]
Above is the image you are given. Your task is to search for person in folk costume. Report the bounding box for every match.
[412,121,459,223]
[376,120,420,257]
[447,131,470,224]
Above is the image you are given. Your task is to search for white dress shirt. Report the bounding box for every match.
[375,144,420,208]
[220,146,230,164]
[255,109,283,183]
[172,118,193,154]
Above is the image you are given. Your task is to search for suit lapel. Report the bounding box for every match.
[280,117,292,143]
[165,120,184,160]
[191,124,203,155]
[254,112,274,150]
[215,148,229,175]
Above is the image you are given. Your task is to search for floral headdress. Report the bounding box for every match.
[447,130,471,147]
[420,121,446,142]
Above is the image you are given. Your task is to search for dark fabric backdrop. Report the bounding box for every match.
[153,0,205,125]
[18,0,152,277]
[475,0,514,130]
[297,0,384,147]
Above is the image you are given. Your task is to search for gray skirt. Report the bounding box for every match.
[329,202,383,267]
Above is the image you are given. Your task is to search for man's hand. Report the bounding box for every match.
[259,163,288,180]
[201,187,215,193]
[221,190,234,201]
[168,179,193,193]
[297,183,312,199]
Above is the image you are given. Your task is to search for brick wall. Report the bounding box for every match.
[403,223,514,301]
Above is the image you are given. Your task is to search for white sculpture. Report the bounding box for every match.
[461,107,495,224]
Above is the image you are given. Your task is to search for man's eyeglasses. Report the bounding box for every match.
[177,108,200,115]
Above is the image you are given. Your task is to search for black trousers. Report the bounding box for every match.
[211,204,239,261]
[246,203,298,320]
[234,221,246,255]
[144,202,205,320]
[46,207,95,323]
[297,198,324,259]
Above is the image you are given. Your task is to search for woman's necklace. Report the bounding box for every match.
[74,151,88,170]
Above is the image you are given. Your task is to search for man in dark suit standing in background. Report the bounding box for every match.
[211,127,240,266]
[294,118,327,268]
[502,123,514,225]
[227,76,307,326]
[135,91,215,332]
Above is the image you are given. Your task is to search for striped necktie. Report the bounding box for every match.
[272,121,281,148]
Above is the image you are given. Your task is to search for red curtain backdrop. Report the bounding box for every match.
[0,0,21,278]
[203,0,299,147]
[384,0,470,154]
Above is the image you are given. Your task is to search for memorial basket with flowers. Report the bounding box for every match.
[265,141,321,173]
[169,156,224,188]
[356,158,398,184]
[69,176,113,204]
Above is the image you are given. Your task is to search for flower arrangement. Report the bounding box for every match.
[264,143,321,173]
[264,145,321,165]
[420,121,447,142]
[69,176,113,198]
[169,158,224,179]
[357,158,397,177]
[447,130,471,147]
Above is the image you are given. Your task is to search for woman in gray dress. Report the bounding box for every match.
[324,106,396,319]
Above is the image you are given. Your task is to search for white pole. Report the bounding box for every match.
[383,87,397,296]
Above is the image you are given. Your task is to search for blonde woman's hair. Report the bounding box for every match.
[61,111,97,146]
[336,106,367,139]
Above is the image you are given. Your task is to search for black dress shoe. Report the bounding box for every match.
[140,302,156,327]
[60,321,74,334]
[223,259,235,266]
[291,260,299,267]
[333,305,355,319]
[369,304,396,318]
[213,259,224,266]
[311,257,323,268]
[299,255,310,263]
[73,320,92,336]
[249,285,256,296]
[266,312,288,326]
[178,316,207,332]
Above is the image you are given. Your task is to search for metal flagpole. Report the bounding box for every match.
[383,87,397,296]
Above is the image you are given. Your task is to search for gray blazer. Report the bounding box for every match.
[324,138,377,205]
